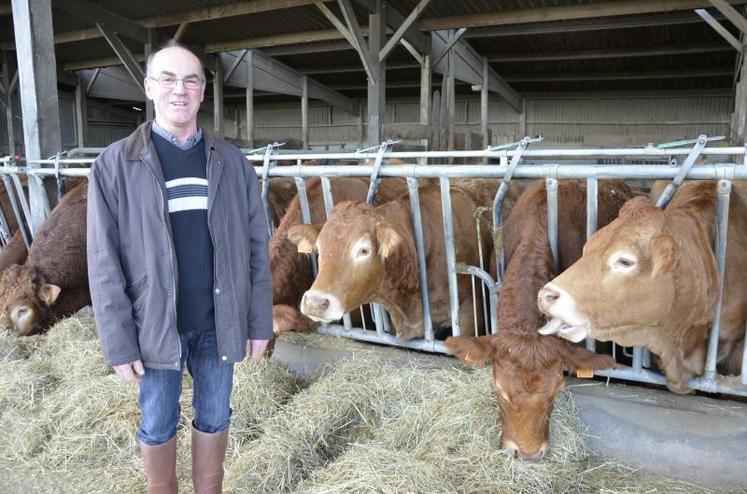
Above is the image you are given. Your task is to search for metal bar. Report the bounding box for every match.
[545,177,559,269]
[366,140,397,204]
[407,177,434,341]
[655,135,709,208]
[439,177,461,337]
[317,323,444,352]
[1,175,30,248]
[0,197,12,245]
[455,262,499,336]
[260,145,277,236]
[294,173,317,278]
[704,179,732,381]
[585,176,598,352]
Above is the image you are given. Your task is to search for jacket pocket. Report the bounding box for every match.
[126,275,148,324]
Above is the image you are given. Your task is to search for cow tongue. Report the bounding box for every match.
[538,318,589,343]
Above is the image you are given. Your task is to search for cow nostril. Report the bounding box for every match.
[539,287,560,304]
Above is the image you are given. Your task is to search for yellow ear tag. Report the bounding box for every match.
[297,239,314,254]
[576,369,594,379]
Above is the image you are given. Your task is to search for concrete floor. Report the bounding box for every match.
[271,336,747,491]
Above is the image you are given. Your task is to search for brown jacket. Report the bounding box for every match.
[87,122,272,369]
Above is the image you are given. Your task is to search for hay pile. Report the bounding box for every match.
[0,312,717,494]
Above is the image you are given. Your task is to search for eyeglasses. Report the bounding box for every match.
[147,75,204,90]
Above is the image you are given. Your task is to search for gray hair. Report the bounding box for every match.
[145,40,205,79]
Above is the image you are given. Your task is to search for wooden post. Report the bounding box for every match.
[1,51,16,157]
[481,56,489,155]
[75,72,87,148]
[11,0,61,222]
[302,75,309,149]
[419,53,431,157]
[144,28,157,121]
[213,55,224,136]
[367,2,386,145]
[245,50,254,148]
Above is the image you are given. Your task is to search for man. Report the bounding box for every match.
[87,41,272,494]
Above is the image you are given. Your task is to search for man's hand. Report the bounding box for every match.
[246,339,270,360]
[112,360,145,383]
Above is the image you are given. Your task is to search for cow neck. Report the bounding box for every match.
[375,291,424,340]
[499,222,555,336]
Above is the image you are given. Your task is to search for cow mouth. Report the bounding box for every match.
[537,317,590,343]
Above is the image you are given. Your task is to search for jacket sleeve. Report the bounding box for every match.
[87,158,142,366]
[245,161,273,340]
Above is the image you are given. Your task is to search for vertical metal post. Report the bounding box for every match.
[545,177,559,269]
[11,0,60,227]
[440,177,461,336]
[1,174,30,248]
[301,75,309,149]
[407,177,433,341]
[294,171,317,278]
[245,51,254,148]
[704,179,732,381]
[585,177,598,352]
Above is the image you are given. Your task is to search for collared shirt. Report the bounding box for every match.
[151,119,203,150]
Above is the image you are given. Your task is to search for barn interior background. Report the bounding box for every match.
[1,0,747,492]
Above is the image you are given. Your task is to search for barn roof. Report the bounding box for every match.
[0,0,745,101]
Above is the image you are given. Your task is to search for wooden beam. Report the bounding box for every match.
[695,9,743,51]
[173,23,190,42]
[204,29,356,53]
[337,0,375,82]
[75,72,87,147]
[432,27,467,66]
[418,0,745,31]
[488,44,732,62]
[246,51,254,148]
[502,68,733,82]
[708,0,747,36]
[224,49,249,82]
[1,51,16,157]
[464,12,710,38]
[357,0,429,54]
[53,0,148,43]
[263,41,352,56]
[378,0,432,62]
[97,24,145,93]
[315,2,357,48]
[1,0,320,49]
[301,75,309,148]
[213,55,224,136]
[300,60,416,74]
[63,54,145,71]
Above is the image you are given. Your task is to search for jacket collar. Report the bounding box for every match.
[125,120,221,161]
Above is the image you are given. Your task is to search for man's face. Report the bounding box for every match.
[144,47,205,133]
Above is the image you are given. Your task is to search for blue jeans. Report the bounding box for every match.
[137,330,234,446]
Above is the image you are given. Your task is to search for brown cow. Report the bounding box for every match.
[0,182,89,335]
[287,180,508,339]
[538,180,747,394]
[446,180,627,461]
[270,177,408,334]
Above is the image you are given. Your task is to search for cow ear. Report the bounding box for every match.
[446,335,497,366]
[376,224,402,258]
[559,341,615,371]
[39,284,61,306]
[286,224,322,254]
[650,233,679,277]
[618,196,650,219]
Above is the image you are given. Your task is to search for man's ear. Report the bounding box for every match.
[286,224,322,254]
[376,223,402,258]
[651,233,679,277]
[39,284,62,306]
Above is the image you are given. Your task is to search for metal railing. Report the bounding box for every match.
[1,136,746,397]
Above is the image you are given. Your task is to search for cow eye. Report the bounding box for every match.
[358,246,370,256]
[612,255,636,271]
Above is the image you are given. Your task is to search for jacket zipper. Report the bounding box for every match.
[145,157,182,364]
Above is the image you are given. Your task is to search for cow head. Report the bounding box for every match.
[287,201,416,324]
[0,264,61,335]
[537,196,686,346]
[446,334,613,461]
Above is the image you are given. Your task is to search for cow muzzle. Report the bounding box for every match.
[503,440,548,462]
[300,290,344,323]
[10,304,37,336]
[537,283,590,342]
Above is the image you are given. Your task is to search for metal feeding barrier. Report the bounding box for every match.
[1,135,746,396]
